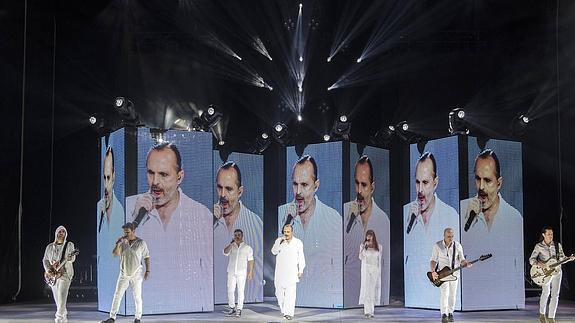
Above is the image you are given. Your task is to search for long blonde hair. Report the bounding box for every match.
[365,229,379,251]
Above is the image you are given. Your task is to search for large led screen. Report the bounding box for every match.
[97,129,126,312]
[278,142,343,308]
[123,129,214,314]
[344,144,390,308]
[460,137,524,310]
[403,136,461,310]
[213,152,264,305]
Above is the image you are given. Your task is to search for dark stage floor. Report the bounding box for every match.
[1,297,574,322]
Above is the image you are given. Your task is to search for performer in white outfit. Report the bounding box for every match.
[278,155,341,307]
[102,222,150,323]
[43,226,76,323]
[529,226,575,323]
[223,229,254,318]
[214,162,263,305]
[344,155,390,307]
[430,228,469,323]
[271,224,306,321]
[358,230,382,318]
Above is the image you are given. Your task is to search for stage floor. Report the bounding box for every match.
[1,297,574,322]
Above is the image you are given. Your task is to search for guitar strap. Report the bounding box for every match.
[451,242,456,269]
[554,241,560,260]
[59,241,69,263]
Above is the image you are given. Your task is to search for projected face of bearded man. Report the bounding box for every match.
[146,146,184,210]
[103,150,115,213]
[216,165,243,218]
[355,161,375,215]
[474,154,502,216]
[292,159,319,217]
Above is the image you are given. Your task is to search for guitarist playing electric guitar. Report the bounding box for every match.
[429,228,471,323]
[42,225,77,323]
[529,226,575,323]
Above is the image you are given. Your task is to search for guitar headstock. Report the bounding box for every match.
[71,249,80,256]
[479,254,492,261]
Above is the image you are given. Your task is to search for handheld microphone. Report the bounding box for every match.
[464,210,477,232]
[98,210,105,233]
[132,207,148,229]
[406,213,417,234]
[346,212,356,234]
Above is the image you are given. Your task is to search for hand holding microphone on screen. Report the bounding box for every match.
[406,201,421,234]
[346,200,360,234]
[464,197,482,232]
[132,192,156,228]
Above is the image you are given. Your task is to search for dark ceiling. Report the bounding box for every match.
[8,0,568,147]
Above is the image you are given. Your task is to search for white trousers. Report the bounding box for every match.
[50,276,71,322]
[109,271,143,319]
[363,299,375,315]
[439,279,458,315]
[540,271,562,319]
[275,283,297,316]
[227,272,247,310]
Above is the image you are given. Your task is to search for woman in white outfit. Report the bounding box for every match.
[359,229,382,318]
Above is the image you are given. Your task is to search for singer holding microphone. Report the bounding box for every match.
[125,142,213,311]
[459,149,524,309]
[403,152,459,308]
[359,230,383,318]
[272,224,305,321]
[222,229,254,318]
[343,155,390,306]
[102,222,150,323]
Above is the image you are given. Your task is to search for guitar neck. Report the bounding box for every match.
[549,257,574,269]
[447,258,482,275]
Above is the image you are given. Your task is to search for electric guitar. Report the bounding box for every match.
[530,254,575,286]
[427,254,492,287]
[44,249,80,286]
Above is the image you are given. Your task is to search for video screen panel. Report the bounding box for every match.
[97,129,126,312]
[460,137,524,310]
[344,144,390,308]
[213,152,264,304]
[124,129,214,314]
[403,136,461,309]
[278,142,343,308]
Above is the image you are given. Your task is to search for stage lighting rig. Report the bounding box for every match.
[448,108,469,135]
[370,125,395,146]
[114,97,139,126]
[272,122,289,145]
[199,104,222,130]
[149,128,166,144]
[331,115,351,140]
[251,132,271,154]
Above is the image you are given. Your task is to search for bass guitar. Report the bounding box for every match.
[44,249,80,286]
[530,254,574,286]
[427,254,492,287]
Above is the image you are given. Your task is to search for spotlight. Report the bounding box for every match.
[298,86,303,93]
[323,134,330,141]
[356,58,362,63]
[218,140,225,146]
[402,123,409,131]
[520,115,530,124]
[272,122,289,145]
[252,132,271,153]
[327,85,335,91]
[327,57,332,62]
[199,104,222,129]
[371,126,395,146]
[297,115,302,122]
[89,116,97,125]
[332,115,351,140]
[299,56,303,62]
[448,108,469,135]
[299,3,302,8]
[262,132,269,139]
[114,97,139,126]
[275,124,283,133]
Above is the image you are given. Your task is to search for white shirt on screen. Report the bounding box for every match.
[460,194,524,310]
[403,194,459,309]
[125,188,213,313]
[343,199,390,306]
[278,196,342,307]
[214,201,263,303]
